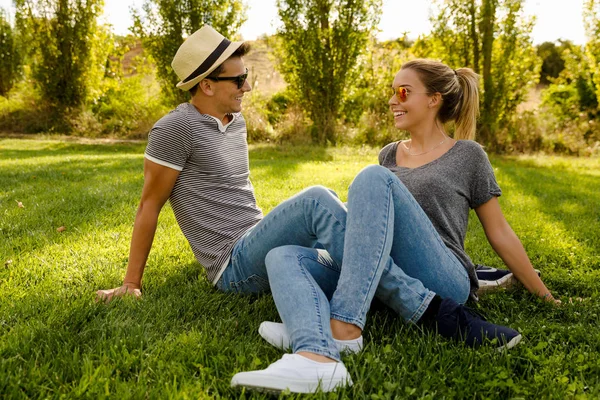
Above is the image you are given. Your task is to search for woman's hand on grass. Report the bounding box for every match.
[96,284,141,303]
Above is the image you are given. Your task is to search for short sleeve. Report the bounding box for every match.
[468,143,502,209]
[144,107,192,171]
[378,142,397,166]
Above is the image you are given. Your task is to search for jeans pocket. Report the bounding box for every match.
[229,274,270,294]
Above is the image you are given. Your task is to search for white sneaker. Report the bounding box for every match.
[230,354,352,393]
[259,321,363,354]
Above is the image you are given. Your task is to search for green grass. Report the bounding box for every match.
[1,138,599,399]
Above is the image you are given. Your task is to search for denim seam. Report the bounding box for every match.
[330,313,365,330]
[407,291,436,323]
[296,253,332,355]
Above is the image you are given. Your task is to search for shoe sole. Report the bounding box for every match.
[477,273,517,294]
[497,334,522,352]
[231,375,352,394]
[477,269,541,295]
[258,323,291,351]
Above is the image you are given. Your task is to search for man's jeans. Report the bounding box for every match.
[265,165,470,361]
[215,185,347,293]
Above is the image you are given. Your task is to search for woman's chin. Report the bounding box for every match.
[394,120,407,130]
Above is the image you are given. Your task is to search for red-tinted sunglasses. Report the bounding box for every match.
[391,86,428,102]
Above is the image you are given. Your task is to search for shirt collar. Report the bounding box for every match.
[206,113,237,133]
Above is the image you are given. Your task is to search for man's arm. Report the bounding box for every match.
[475,197,559,304]
[96,158,180,302]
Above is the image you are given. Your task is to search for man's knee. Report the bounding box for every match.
[300,185,339,200]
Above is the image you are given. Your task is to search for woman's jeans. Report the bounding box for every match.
[265,165,470,361]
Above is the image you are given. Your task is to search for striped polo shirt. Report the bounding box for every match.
[144,103,263,284]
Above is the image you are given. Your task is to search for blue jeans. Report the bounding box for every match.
[266,165,470,361]
[215,185,347,293]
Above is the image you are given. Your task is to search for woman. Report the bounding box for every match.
[231,59,557,393]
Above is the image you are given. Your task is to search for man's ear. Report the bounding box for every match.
[429,92,442,108]
[199,79,214,96]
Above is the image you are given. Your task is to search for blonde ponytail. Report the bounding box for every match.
[454,68,479,140]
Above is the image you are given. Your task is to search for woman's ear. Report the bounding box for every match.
[429,92,442,108]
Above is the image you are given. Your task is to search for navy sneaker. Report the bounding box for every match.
[476,264,541,295]
[434,298,522,350]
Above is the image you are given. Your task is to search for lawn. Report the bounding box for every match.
[1,138,599,399]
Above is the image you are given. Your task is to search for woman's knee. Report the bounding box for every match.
[357,165,394,183]
[354,165,411,195]
[265,245,302,275]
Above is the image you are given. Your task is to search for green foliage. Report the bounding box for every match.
[413,0,540,150]
[537,41,567,85]
[542,84,580,121]
[0,78,55,132]
[538,26,600,154]
[545,44,598,115]
[91,73,168,137]
[348,37,410,146]
[275,0,381,144]
[14,0,107,123]
[584,0,600,106]
[1,139,600,398]
[132,0,246,106]
[0,9,21,97]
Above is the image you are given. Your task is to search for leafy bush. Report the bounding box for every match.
[0,78,55,133]
[91,73,168,137]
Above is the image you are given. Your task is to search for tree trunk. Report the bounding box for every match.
[480,0,497,148]
[469,0,480,74]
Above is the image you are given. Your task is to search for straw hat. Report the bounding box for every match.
[172,25,244,91]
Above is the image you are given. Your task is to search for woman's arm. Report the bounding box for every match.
[475,197,559,304]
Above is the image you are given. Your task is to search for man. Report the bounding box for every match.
[96,25,353,392]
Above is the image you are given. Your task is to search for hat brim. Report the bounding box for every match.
[176,40,244,92]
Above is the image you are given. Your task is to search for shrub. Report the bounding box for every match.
[91,73,168,137]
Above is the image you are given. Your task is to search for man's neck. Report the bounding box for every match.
[190,98,231,124]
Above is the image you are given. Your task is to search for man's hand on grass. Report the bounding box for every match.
[96,284,141,303]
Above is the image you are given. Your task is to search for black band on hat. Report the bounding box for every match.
[183,38,231,83]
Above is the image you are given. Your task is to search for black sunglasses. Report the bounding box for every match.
[206,68,248,89]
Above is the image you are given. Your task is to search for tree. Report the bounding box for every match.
[0,9,21,97]
[413,0,540,150]
[276,0,381,144]
[15,0,106,113]
[537,41,566,85]
[584,0,600,107]
[132,0,246,105]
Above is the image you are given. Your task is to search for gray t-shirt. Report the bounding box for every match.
[379,140,502,294]
[145,103,263,284]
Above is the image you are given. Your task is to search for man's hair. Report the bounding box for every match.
[189,42,251,96]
